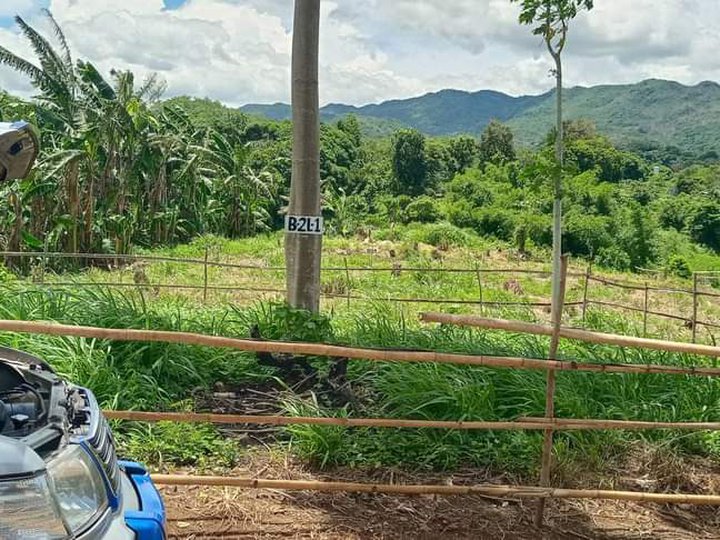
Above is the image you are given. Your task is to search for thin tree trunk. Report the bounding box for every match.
[536,46,565,529]
[285,0,322,312]
[66,160,80,254]
[7,190,22,270]
[551,52,564,327]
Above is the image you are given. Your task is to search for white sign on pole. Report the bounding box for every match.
[285,215,324,235]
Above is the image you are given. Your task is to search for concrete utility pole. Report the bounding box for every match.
[285,0,322,312]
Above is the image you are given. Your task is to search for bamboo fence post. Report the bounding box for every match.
[581,263,591,325]
[693,273,699,343]
[643,283,649,337]
[344,257,352,307]
[203,246,209,303]
[535,254,569,527]
[475,263,485,315]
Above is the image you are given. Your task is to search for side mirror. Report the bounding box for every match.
[0,122,39,181]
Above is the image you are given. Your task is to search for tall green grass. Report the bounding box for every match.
[0,285,718,475]
[0,287,265,409]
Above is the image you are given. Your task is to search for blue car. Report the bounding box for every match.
[0,348,167,540]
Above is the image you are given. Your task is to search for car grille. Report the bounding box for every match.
[87,415,121,496]
[74,388,121,499]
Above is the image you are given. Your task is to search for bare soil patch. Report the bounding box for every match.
[160,451,720,540]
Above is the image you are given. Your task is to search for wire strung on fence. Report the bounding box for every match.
[6,250,720,343]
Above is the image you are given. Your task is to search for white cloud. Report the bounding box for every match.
[0,0,718,106]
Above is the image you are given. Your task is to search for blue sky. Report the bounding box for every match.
[163,0,187,10]
[0,1,718,107]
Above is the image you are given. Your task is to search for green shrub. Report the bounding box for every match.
[473,208,516,241]
[563,213,612,257]
[422,223,469,248]
[402,196,441,224]
[373,226,402,242]
[444,200,477,229]
[666,255,692,279]
[524,214,552,248]
[116,421,239,470]
[596,245,632,271]
[445,169,494,206]
[249,302,334,343]
[404,222,470,249]
[689,202,720,251]
[0,264,17,283]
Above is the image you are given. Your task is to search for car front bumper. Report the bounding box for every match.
[93,461,166,540]
[120,461,166,540]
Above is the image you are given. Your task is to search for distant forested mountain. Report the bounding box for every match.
[242,79,720,159]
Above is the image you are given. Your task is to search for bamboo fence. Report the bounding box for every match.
[420,313,720,360]
[420,310,720,522]
[4,251,720,339]
[0,317,715,511]
[4,251,720,342]
[3,251,720,515]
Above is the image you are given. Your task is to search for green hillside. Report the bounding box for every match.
[509,79,720,159]
[242,79,720,159]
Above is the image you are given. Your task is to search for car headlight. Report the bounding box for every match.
[0,474,69,540]
[47,445,109,534]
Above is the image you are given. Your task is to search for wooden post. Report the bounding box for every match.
[643,283,649,337]
[475,264,484,315]
[692,273,699,344]
[40,246,48,285]
[344,257,351,307]
[203,246,209,303]
[535,254,569,527]
[581,264,591,325]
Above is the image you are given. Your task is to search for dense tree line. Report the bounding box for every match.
[0,13,718,276]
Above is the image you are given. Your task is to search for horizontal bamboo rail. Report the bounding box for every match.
[150,475,720,505]
[104,410,720,432]
[3,319,720,377]
[104,410,547,430]
[421,312,720,361]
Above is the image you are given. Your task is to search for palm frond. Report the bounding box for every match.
[77,60,116,101]
[15,16,71,87]
[0,44,44,82]
[42,9,73,71]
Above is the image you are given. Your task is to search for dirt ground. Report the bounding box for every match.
[159,453,720,540]
[161,485,720,540]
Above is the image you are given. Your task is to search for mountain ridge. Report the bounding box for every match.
[241,79,720,157]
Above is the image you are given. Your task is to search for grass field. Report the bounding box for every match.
[17,228,720,345]
[1,230,720,481]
